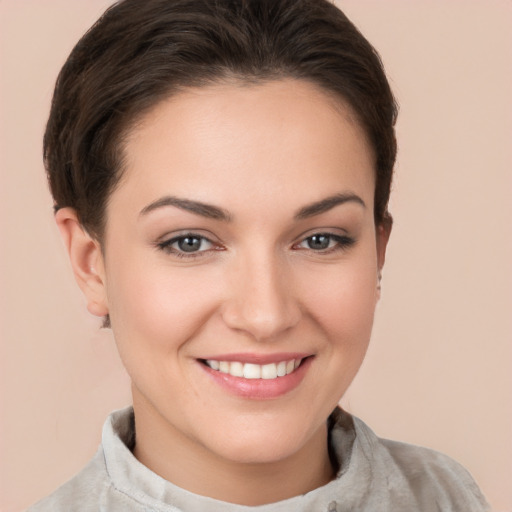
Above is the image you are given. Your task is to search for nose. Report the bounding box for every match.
[221,252,301,341]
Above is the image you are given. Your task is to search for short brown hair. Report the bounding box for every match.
[44,0,398,240]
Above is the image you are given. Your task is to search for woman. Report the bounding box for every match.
[28,0,489,510]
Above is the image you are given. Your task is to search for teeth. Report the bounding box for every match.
[261,363,277,379]
[208,360,220,371]
[230,361,244,377]
[205,358,303,379]
[243,363,261,379]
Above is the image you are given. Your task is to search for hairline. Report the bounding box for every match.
[97,75,376,246]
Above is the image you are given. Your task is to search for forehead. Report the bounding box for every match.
[114,79,375,218]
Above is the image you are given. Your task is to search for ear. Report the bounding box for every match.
[375,214,392,298]
[55,208,109,318]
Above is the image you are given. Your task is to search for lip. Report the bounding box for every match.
[198,354,314,400]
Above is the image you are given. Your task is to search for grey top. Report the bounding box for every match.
[28,407,489,512]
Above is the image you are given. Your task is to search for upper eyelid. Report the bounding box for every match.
[156,234,219,259]
[157,229,218,244]
[296,233,353,245]
[160,233,213,246]
[292,227,350,244]
[293,232,356,253]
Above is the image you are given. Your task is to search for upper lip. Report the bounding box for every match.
[198,352,312,365]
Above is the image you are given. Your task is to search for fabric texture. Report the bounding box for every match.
[27,407,490,512]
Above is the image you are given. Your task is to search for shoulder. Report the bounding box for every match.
[381,436,488,505]
[350,414,491,511]
[26,448,110,512]
[27,408,139,512]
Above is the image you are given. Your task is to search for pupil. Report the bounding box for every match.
[178,236,201,252]
[308,235,330,250]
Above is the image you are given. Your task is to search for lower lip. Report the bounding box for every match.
[199,357,313,400]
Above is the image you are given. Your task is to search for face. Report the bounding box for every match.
[94,80,388,467]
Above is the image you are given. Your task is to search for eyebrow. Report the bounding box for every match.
[139,196,232,221]
[294,193,366,219]
[139,192,365,222]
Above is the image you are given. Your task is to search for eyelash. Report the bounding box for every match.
[294,233,355,254]
[157,233,218,259]
[156,232,355,259]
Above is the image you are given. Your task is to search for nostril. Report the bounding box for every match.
[221,302,301,341]
[220,265,302,340]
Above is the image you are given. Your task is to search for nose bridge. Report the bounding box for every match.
[223,247,300,340]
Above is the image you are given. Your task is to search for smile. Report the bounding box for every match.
[199,355,312,399]
[204,359,302,380]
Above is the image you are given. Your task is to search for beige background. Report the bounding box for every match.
[1,1,511,511]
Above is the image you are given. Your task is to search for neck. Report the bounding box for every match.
[131,394,335,506]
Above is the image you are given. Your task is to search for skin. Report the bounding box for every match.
[57,79,390,506]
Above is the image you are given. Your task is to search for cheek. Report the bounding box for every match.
[299,257,378,343]
[106,257,221,354]
[294,254,379,408]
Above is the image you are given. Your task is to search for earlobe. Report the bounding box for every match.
[55,208,109,318]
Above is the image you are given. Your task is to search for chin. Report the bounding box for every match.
[202,411,326,466]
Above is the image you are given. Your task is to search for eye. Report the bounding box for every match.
[175,235,210,253]
[296,232,355,252]
[157,233,215,257]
